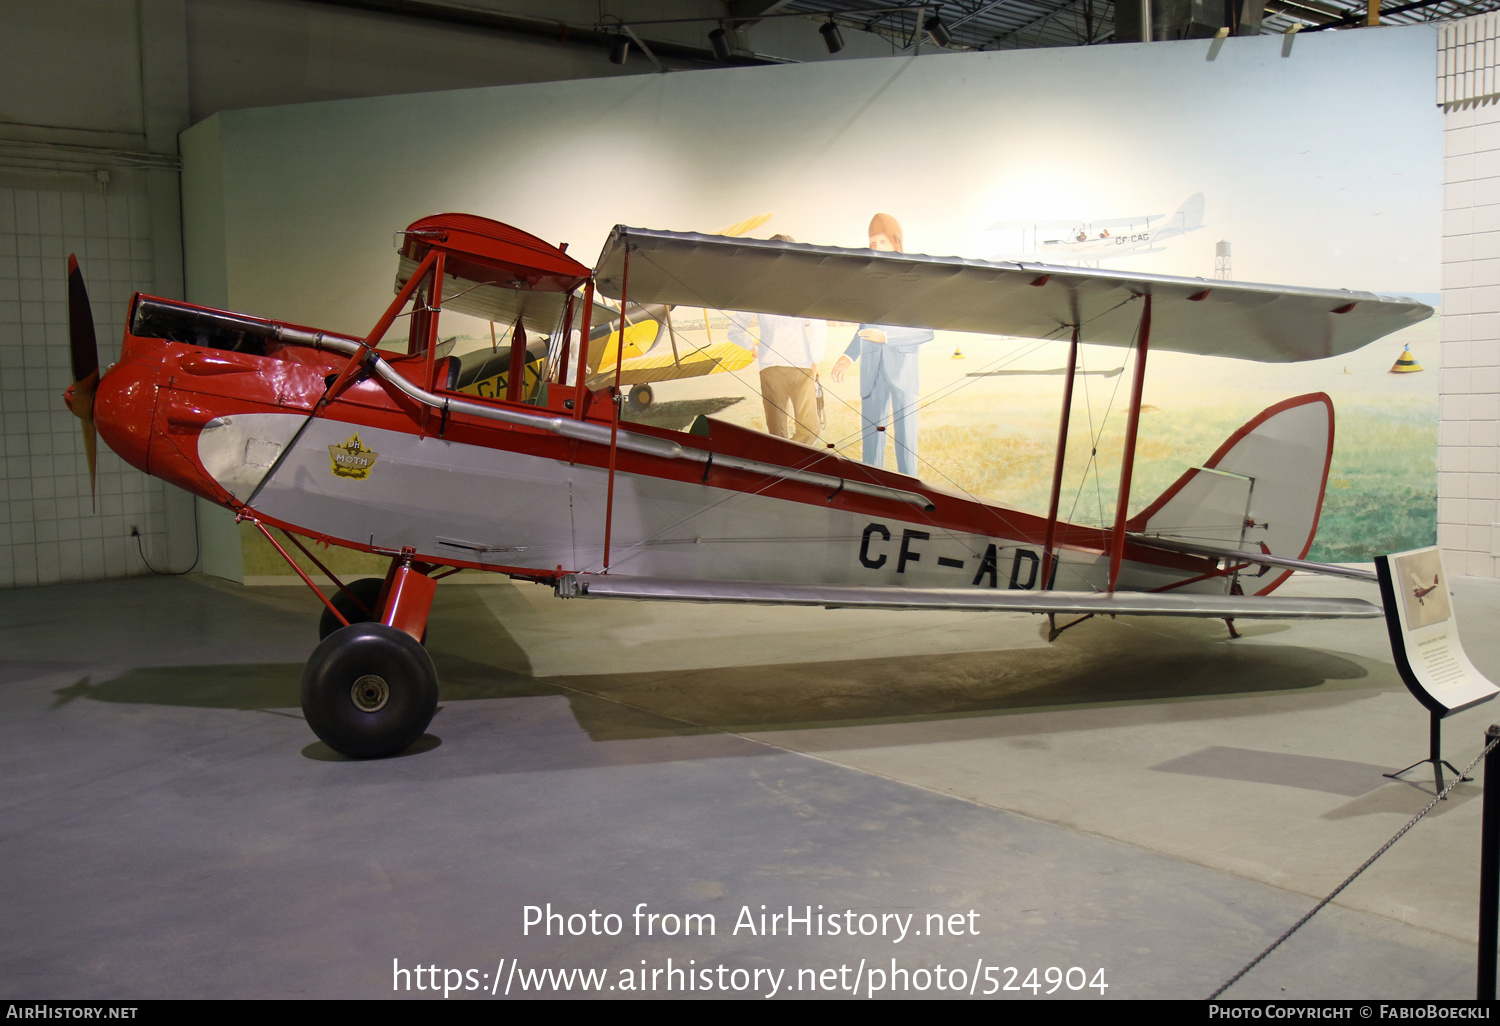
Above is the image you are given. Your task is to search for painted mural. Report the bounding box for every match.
[183,26,1441,575]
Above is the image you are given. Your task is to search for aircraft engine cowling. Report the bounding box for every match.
[92,341,161,480]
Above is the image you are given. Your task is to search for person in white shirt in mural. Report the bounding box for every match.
[830,213,934,476]
[727,234,828,446]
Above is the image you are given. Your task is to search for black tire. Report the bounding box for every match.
[301,623,438,758]
[628,383,655,411]
[318,577,385,641]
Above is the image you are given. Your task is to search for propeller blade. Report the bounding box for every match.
[65,254,100,509]
[714,212,771,238]
[67,254,98,384]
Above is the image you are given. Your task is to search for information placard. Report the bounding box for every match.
[1375,547,1499,716]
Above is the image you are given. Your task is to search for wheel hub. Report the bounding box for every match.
[350,674,390,713]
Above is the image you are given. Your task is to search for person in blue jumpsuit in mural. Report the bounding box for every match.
[829,213,934,477]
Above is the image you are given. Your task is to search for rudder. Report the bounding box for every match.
[1127,393,1334,596]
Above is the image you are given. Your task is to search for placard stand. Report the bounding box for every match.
[1375,547,1498,796]
[1383,708,1470,793]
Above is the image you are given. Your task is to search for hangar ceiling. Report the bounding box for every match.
[304,0,1500,62]
[779,0,1500,50]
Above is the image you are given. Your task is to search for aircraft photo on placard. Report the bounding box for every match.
[1395,548,1451,628]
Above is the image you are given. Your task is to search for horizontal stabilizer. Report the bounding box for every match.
[1129,535,1377,582]
[559,575,1382,620]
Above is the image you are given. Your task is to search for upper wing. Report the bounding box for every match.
[396,255,570,337]
[593,227,1431,363]
[987,214,1165,230]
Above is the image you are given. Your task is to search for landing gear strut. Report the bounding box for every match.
[318,577,384,640]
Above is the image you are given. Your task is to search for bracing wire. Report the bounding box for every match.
[602,251,1144,593]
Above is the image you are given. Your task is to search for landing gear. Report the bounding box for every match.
[627,383,654,411]
[302,554,440,757]
[318,577,384,640]
[241,523,443,758]
[301,622,438,758]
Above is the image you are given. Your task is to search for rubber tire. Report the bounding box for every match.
[318,577,385,641]
[301,622,438,759]
[628,383,654,411]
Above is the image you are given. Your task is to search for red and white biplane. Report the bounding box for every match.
[64,213,1428,757]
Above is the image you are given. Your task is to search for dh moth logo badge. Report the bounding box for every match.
[328,434,379,480]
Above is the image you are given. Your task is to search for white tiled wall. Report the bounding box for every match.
[1440,14,1500,578]
[0,181,169,588]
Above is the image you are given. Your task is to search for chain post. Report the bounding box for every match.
[1479,724,1500,1000]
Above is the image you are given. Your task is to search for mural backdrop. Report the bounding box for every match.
[181,25,1441,577]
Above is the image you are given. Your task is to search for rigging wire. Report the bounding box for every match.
[599,250,1145,592]
[1063,303,1138,532]
[604,288,1070,576]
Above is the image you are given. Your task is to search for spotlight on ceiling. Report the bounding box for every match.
[709,26,732,62]
[924,13,952,47]
[609,33,630,65]
[819,19,844,53]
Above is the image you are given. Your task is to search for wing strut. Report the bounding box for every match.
[602,246,630,572]
[554,291,576,382]
[1108,294,1152,593]
[573,280,595,417]
[1041,322,1080,590]
[505,317,527,402]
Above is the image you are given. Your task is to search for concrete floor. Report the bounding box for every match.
[1,569,1496,999]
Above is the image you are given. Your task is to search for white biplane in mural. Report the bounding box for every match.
[62,212,1428,758]
[989,193,1206,263]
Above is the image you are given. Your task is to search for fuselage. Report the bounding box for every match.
[95,293,1223,597]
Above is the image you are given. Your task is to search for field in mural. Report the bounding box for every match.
[626,312,1439,565]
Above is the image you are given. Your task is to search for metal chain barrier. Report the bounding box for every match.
[1208,733,1500,1000]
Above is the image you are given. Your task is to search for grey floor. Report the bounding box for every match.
[0,569,1494,999]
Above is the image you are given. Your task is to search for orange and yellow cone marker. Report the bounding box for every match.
[1390,345,1422,374]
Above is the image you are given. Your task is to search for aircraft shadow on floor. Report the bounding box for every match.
[49,653,554,712]
[46,586,1378,754]
[540,620,1375,738]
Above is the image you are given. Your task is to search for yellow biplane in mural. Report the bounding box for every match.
[417,214,770,412]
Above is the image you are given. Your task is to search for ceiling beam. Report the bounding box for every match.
[729,0,801,16]
[983,0,1095,48]
[293,0,778,66]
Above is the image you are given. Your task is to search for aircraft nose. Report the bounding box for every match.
[93,353,160,476]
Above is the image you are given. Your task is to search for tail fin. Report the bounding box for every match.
[1127,393,1334,595]
[1154,192,1205,242]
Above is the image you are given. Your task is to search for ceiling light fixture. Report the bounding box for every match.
[820,20,845,53]
[709,26,733,62]
[924,12,953,48]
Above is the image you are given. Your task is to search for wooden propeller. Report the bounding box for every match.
[63,254,99,509]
